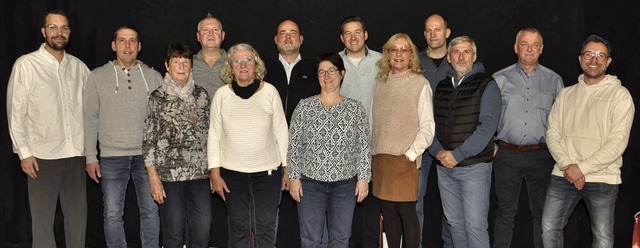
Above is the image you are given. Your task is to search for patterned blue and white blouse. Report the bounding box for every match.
[143,85,210,182]
[287,96,371,182]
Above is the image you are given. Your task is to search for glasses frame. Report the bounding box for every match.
[231,57,256,66]
[317,67,340,77]
[581,51,608,62]
[44,24,71,34]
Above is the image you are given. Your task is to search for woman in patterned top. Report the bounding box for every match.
[143,43,211,248]
[287,51,371,248]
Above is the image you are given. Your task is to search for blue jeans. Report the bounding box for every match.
[221,167,281,248]
[493,148,554,248]
[541,176,618,248]
[417,155,453,248]
[100,155,159,248]
[160,179,212,248]
[297,176,357,248]
[437,162,492,248]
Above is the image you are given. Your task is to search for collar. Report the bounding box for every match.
[38,43,67,65]
[278,53,302,65]
[343,46,370,58]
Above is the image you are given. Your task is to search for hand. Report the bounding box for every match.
[149,176,166,204]
[573,176,586,190]
[437,150,458,168]
[289,179,303,202]
[86,162,101,183]
[210,168,230,201]
[560,164,584,183]
[20,156,39,179]
[281,167,290,191]
[355,180,369,203]
[560,164,586,190]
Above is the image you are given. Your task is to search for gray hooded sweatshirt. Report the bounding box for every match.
[83,60,162,164]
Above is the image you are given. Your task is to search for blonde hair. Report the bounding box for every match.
[376,33,423,82]
[220,43,266,84]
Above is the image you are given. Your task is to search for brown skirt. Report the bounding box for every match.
[371,154,419,202]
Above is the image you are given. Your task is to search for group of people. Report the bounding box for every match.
[6,9,634,248]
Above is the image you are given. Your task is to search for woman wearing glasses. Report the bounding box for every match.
[371,33,435,248]
[207,43,289,247]
[287,52,371,248]
[143,43,212,247]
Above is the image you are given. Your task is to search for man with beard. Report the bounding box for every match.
[428,36,501,248]
[541,35,635,248]
[417,14,454,248]
[264,19,320,246]
[265,19,320,123]
[338,16,382,248]
[193,13,227,97]
[492,28,564,248]
[84,26,162,247]
[6,9,90,248]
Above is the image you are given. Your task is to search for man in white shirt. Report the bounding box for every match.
[6,9,90,248]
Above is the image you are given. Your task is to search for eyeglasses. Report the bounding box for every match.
[44,24,71,34]
[388,47,411,56]
[318,67,339,77]
[232,57,255,66]
[581,51,608,62]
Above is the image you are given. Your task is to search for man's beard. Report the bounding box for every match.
[45,36,68,51]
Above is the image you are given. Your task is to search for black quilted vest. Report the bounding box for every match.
[433,73,495,166]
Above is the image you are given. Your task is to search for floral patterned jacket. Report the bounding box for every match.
[143,85,210,182]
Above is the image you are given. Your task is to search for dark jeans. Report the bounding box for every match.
[379,200,419,248]
[350,181,381,248]
[160,179,212,248]
[493,148,554,248]
[298,176,357,248]
[221,167,281,248]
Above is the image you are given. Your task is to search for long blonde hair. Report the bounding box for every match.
[376,33,423,82]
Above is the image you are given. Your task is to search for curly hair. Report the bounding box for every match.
[220,43,266,84]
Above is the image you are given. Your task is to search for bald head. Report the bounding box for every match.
[274,20,304,55]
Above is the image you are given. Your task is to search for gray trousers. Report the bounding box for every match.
[28,156,86,248]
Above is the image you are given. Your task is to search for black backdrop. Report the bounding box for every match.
[1,0,638,247]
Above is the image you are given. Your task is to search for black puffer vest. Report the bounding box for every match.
[433,73,495,166]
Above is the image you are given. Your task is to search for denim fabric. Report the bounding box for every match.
[221,167,281,248]
[437,162,492,248]
[541,176,618,248]
[297,176,357,248]
[30,157,86,248]
[100,155,159,248]
[493,148,554,248]
[416,155,453,248]
[416,155,431,248]
[159,179,212,248]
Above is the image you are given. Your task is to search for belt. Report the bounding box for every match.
[497,140,547,152]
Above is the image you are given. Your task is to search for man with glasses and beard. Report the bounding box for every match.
[7,9,90,248]
[541,35,635,248]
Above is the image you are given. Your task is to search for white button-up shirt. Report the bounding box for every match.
[7,43,89,160]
